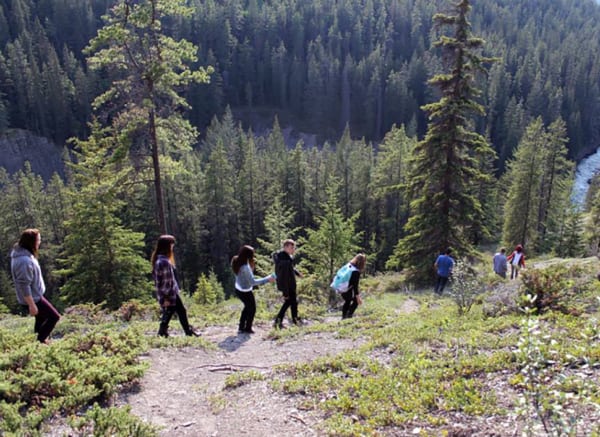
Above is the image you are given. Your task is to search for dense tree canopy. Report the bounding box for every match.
[1,0,600,164]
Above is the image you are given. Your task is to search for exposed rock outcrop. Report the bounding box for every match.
[0,129,65,181]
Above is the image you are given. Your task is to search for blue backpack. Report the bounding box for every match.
[330,263,358,293]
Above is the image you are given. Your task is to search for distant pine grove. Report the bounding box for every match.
[1,0,600,162]
[0,0,599,312]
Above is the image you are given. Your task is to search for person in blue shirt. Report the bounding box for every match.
[434,248,454,295]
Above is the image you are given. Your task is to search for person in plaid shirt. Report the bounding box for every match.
[151,235,200,337]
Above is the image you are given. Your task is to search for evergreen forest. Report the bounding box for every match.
[0,0,599,307]
[1,1,600,435]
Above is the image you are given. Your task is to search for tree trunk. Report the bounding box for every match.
[150,108,167,234]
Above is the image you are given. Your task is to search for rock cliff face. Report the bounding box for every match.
[0,129,65,181]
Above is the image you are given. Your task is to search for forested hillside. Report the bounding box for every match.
[0,0,597,312]
[1,0,600,165]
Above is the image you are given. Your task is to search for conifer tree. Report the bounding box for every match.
[85,0,212,234]
[371,125,415,268]
[301,182,361,304]
[387,0,495,280]
[535,118,574,252]
[584,185,600,256]
[554,206,584,258]
[59,123,153,309]
[255,194,300,275]
[502,118,544,250]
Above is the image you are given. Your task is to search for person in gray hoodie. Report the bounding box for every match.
[10,229,60,343]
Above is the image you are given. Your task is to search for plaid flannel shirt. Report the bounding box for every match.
[153,255,179,306]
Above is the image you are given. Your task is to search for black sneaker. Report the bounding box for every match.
[186,327,201,337]
[273,318,284,329]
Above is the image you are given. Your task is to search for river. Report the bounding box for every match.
[572,148,600,207]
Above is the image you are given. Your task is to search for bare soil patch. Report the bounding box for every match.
[117,319,363,436]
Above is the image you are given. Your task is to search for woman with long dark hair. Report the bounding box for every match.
[151,235,200,337]
[10,228,60,343]
[340,253,367,319]
[231,245,275,334]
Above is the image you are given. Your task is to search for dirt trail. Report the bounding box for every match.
[119,299,421,436]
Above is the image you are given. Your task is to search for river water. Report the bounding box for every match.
[572,148,600,207]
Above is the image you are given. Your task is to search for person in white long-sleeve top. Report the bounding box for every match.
[231,245,275,334]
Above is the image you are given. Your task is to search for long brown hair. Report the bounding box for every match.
[151,235,176,268]
[17,228,40,258]
[231,245,256,274]
[350,253,367,272]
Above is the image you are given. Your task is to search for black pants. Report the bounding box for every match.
[276,289,298,322]
[341,290,358,319]
[235,290,256,331]
[22,296,60,343]
[435,275,449,294]
[158,294,192,336]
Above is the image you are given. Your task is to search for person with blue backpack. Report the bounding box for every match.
[331,253,367,319]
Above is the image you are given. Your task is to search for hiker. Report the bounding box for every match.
[231,245,275,334]
[493,247,508,278]
[507,244,526,279]
[338,253,367,319]
[10,228,60,344]
[434,248,454,295]
[273,239,303,328]
[151,235,200,337]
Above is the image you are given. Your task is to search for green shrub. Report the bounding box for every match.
[521,267,581,315]
[0,326,148,435]
[70,403,158,437]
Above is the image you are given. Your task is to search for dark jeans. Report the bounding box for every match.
[22,296,60,343]
[276,289,298,322]
[435,275,449,294]
[341,290,358,319]
[235,290,256,331]
[158,294,192,336]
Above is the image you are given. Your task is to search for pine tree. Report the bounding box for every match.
[59,122,153,309]
[85,0,212,234]
[387,0,495,281]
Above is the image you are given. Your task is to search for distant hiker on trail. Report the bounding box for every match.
[151,235,200,338]
[273,239,303,329]
[10,228,60,344]
[231,245,275,334]
[507,244,526,279]
[493,247,508,278]
[434,248,454,295]
[332,253,366,320]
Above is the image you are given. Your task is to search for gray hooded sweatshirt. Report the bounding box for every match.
[10,246,46,305]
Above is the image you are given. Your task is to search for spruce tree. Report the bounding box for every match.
[387,0,495,281]
[371,125,415,269]
[255,194,300,275]
[301,182,361,304]
[59,123,153,309]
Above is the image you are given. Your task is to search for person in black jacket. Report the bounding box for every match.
[341,253,366,319]
[273,239,302,328]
